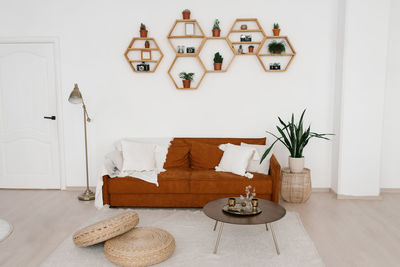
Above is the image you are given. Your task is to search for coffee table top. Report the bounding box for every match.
[203,198,286,225]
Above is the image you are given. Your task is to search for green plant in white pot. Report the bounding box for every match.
[260,109,333,173]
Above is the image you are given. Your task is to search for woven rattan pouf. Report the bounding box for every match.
[104,227,175,267]
[73,211,139,247]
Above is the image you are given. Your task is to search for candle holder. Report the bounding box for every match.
[228,198,236,207]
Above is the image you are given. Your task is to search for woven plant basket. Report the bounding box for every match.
[280,167,311,203]
[73,211,139,247]
[104,227,175,267]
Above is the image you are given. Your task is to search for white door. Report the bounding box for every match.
[0,42,61,189]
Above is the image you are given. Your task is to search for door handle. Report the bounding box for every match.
[44,116,56,120]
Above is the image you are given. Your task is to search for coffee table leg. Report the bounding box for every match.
[213,222,224,254]
[269,223,280,255]
[213,220,218,231]
[265,224,269,231]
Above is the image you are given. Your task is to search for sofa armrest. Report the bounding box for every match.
[270,154,281,203]
[102,175,111,205]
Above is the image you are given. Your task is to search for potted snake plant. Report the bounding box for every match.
[260,109,333,173]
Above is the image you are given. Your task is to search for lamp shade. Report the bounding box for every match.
[68,83,83,104]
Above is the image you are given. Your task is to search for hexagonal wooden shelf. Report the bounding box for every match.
[167,55,206,89]
[198,37,235,73]
[167,19,205,56]
[227,18,267,56]
[256,36,296,72]
[124,37,164,73]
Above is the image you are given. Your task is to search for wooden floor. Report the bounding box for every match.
[0,190,399,267]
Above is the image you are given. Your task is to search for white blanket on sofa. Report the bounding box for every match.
[94,138,173,209]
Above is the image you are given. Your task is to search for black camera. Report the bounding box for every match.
[137,62,150,71]
[240,34,252,42]
[186,47,195,53]
[269,63,281,70]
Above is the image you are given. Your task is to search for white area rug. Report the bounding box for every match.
[42,208,324,267]
[0,218,13,242]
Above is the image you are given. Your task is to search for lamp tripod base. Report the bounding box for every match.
[78,189,95,201]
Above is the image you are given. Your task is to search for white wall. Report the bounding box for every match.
[380,0,400,189]
[0,0,338,188]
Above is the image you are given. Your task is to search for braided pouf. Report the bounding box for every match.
[104,227,175,267]
[73,211,139,247]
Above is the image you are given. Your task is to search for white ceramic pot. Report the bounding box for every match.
[288,157,304,173]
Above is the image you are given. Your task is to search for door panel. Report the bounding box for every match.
[0,43,60,189]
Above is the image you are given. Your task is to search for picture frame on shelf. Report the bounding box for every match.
[185,23,195,35]
[141,50,152,60]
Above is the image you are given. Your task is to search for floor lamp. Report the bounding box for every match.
[68,84,95,201]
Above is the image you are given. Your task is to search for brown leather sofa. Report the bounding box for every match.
[102,137,281,207]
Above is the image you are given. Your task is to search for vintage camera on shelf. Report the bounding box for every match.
[186,47,195,53]
[137,62,150,71]
[269,63,281,70]
[240,34,252,42]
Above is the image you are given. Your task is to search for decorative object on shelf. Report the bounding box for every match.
[260,109,333,173]
[186,47,195,53]
[124,37,164,73]
[68,84,95,201]
[198,36,235,73]
[240,34,252,42]
[268,40,285,54]
[222,202,262,216]
[182,9,191,19]
[177,45,185,53]
[240,24,247,30]
[269,63,281,70]
[140,23,148,38]
[248,45,254,53]
[238,44,243,54]
[137,62,150,71]
[256,36,296,72]
[281,168,311,203]
[212,19,221,37]
[273,23,280,36]
[179,72,194,88]
[185,22,195,35]
[144,40,150,48]
[213,52,223,70]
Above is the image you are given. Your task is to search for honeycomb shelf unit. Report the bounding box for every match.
[256,36,296,72]
[124,37,164,73]
[227,18,267,56]
[167,18,207,89]
[198,36,235,73]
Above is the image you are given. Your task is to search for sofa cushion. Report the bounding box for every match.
[190,170,272,194]
[108,168,191,194]
[190,142,224,169]
[164,141,190,169]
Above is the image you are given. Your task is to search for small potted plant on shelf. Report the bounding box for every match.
[260,109,333,173]
[238,44,243,54]
[179,72,194,88]
[248,45,254,53]
[213,52,223,70]
[268,41,285,54]
[140,23,148,38]
[182,9,191,19]
[273,23,280,36]
[212,19,221,37]
[144,40,150,48]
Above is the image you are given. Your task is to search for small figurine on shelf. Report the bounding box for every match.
[182,9,191,19]
[179,72,194,88]
[140,23,148,38]
[177,45,185,53]
[248,45,254,53]
[273,23,280,36]
[137,62,150,71]
[238,44,243,54]
[186,47,195,53]
[240,34,252,42]
[144,40,150,48]
[240,24,248,30]
[269,63,281,70]
[212,19,221,37]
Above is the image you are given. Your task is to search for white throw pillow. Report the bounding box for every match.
[241,142,270,175]
[121,140,156,172]
[105,150,123,171]
[215,143,257,178]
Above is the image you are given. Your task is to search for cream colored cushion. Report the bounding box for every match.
[104,227,175,267]
[73,211,139,247]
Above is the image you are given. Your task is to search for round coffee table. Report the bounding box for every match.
[203,198,286,254]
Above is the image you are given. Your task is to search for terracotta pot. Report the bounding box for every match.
[182,80,191,88]
[288,156,304,173]
[212,29,221,37]
[140,30,148,38]
[214,62,222,71]
[182,11,191,19]
[272,28,280,36]
[248,46,254,53]
[145,42,150,48]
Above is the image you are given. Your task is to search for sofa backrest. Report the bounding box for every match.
[173,137,266,146]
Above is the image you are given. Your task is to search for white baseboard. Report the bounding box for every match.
[380,188,400,193]
[336,194,383,200]
[311,188,331,192]
[66,186,96,191]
